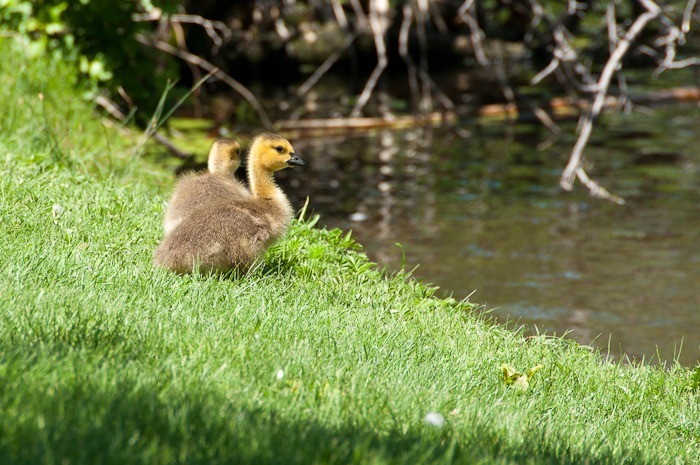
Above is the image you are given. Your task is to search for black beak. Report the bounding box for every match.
[287,154,306,166]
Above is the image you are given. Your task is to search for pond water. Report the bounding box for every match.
[269,104,700,366]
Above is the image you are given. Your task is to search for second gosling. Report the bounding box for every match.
[162,139,248,235]
[153,134,305,274]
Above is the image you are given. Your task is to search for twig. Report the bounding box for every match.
[560,3,660,197]
[330,0,350,31]
[351,0,390,117]
[132,10,232,54]
[398,4,454,111]
[530,105,560,133]
[349,0,369,29]
[171,20,204,117]
[399,4,421,107]
[575,167,625,204]
[296,32,360,98]
[606,3,630,112]
[415,0,432,111]
[493,52,516,109]
[458,1,517,118]
[457,0,488,66]
[135,34,273,129]
[94,95,191,159]
[682,0,697,33]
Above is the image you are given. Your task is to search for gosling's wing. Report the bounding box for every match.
[164,173,250,233]
[163,172,201,233]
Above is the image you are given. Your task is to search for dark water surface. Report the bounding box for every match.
[276,105,700,366]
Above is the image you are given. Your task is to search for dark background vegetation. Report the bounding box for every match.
[3,0,697,124]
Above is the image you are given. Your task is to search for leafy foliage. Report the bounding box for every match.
[0,0,182,118]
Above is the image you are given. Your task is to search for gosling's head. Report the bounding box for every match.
[250,133,305,172]
[208,139,241,175]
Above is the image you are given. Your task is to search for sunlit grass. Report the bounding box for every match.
[1,38,699,465]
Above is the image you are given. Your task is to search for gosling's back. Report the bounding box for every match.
[162,139,247,234]
[154,197,289,274]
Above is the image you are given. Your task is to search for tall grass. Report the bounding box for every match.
[0,38,698,465]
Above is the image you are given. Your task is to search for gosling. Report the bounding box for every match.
[162,139,249,235]
[154,133,306,274]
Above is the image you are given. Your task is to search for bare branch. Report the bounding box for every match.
[560,5,660,195]
[351,0,390,117]
[398,4,454,112]
[330,0,350,31]
[457,0,518,113]
[576,167,625,205]
[415,0,432,111]
[135,34,273,129]
[457,0,488,66]
[531,58,560,85]
[171,20,204,116]
[296,32,359,98]
[94,95,191,159]
[682,0,697,33]
[659,57,700,70]
[348,0,369,29]
[132,10,232,54]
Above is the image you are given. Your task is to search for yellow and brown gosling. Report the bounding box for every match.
[162,139,248,235]
[154,133,306,274]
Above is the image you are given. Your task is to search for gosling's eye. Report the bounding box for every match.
[275,146,284,153]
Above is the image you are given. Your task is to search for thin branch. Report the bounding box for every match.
[330,0,350,31]
[457,0,488,66]
[132,11,232,54]
[135,34,273,129]
[400,3,421,107]
[348,0,369,29]
[296,32,360,98]
[351,0,390,117]
[94,95,191,159]
[458,0,517,115]
[171,20,204,117]
[576,167,625,204]
[658,57,700,70]
[606,3,629,111]
[415,0,433,111]
[560,5,660,195]
[530,105,560,133]
[398,4,454,111]
[682,0,697,33]
[531,58,560,85]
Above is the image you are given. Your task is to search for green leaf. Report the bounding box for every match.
[501,363,544,391]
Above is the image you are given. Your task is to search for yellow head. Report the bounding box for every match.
[208,139,241,174]
[249,133,305,172]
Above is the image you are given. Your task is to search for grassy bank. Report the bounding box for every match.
[1,39,699,464]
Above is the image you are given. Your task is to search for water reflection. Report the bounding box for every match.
[278,105,700,366]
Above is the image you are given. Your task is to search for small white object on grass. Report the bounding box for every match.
[276,369,285,380]
[424,412,445,428]
[52,204,64,220]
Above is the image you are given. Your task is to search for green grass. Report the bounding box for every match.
[1,38,699,465]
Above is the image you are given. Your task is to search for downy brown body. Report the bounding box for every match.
[162,139,248,235]
[154,134,305,274]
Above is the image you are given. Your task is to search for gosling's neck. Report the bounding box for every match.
[248,161,282,201]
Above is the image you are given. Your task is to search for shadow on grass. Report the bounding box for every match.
[0,371,661,465]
